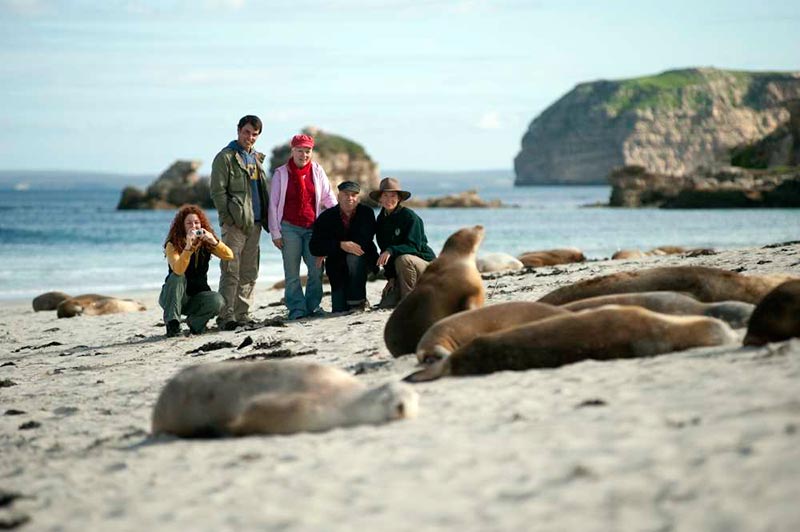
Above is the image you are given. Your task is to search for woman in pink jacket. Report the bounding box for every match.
[268,134,337,320]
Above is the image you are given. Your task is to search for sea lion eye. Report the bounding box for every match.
[395,403,405,418]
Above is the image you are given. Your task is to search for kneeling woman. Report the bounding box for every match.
[160,205,234,337]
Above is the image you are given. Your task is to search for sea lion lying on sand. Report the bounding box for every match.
[517,248,585,268]
[743,280,800,346]
[561,291,754,328]
[405,306,738,382]
[152,360,419,437]
[32,291,71,311]
[415,301,569,364]
[56,294,146,318]
[475,252,523,273]
[538,266,797,305]
[384,225,485,357]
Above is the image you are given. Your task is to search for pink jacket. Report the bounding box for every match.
[268,161,337,240]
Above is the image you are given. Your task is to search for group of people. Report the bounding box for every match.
[158,115,436,337]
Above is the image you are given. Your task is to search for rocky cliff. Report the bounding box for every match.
[514,68,800,185]
[269,127,380,201]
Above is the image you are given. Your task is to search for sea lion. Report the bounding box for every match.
[405,306,738,382]
[561,291,755,328]
[56,294,146,318]
[612,249,646,260]
[415,301,570,364]
[538,266,798,305]
[384,225,485,357]
[743,280,800,346]
[151,360,419,437]
[517,248,585,268]
[32,291,71,311]
[476,252,524,273]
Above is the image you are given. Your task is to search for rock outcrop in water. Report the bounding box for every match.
[118,160,212,210]
[404,189,503,208]
[514,68,800,185]
[269,127,380,203]
[608,165,800,208]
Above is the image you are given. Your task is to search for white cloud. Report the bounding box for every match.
[477,111,501,129]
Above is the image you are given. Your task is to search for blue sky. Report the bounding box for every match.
[1,0,798,174]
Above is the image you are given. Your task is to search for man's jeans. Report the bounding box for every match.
[280,221,323,319]
[330,253,369,312]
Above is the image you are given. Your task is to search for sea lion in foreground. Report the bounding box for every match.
[152,360,419,437]
[517,248,585,268]
[415,301,570,364]
[32,291,71,311]
[561,291,755,328]
[56,294,146,318]
[384,225,485,357]
[744,280,800,346]
[538,266,797,305]
[405,306,738,382]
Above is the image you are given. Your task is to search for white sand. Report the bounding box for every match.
[2,243,800,531]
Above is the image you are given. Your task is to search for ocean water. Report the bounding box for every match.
[1,183,798,300]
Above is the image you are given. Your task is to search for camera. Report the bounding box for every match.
[194,230,204,236]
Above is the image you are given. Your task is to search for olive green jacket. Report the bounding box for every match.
[209,146,269,231]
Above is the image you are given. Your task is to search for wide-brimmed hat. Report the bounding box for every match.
[369,177,411,202]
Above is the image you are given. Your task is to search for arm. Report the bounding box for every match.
[268,168,283,241]
[165,242,193,276]
[211,240,234,261]
[209,151,232,227]
[309,212,341,257]
[316,165,337,210]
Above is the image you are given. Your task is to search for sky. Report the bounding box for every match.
[0,0,798,175]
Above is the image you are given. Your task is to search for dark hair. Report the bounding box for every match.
[238,115,263,134]
[164,204,219,252]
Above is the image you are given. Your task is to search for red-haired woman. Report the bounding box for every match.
[159,205,234,337]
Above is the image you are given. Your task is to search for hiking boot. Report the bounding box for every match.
[166,320,182,338]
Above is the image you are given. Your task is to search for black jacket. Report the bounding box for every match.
[310,204,379,282]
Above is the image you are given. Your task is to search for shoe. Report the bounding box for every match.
[220,320,238,331]
[188,322,206,335]
[236,316,258,326]
[166,320,182,338]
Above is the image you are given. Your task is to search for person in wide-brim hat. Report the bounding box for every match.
[373,177,435,309]
[369,177,411,203]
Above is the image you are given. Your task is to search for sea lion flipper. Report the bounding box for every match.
[403,360,447,383]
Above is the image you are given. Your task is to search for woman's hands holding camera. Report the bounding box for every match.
[185,228,218,252]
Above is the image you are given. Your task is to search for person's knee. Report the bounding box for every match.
[210,292,226,313]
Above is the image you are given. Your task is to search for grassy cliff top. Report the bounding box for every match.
[269,128,370,173]
[577,67,799,116]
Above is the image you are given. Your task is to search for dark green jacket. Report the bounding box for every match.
[375,205,436,279]
[210,147,269,231]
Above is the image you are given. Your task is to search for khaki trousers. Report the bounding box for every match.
[379,254,429,308]
[217,223,262,324]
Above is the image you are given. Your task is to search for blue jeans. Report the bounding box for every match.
[280,221,323,319]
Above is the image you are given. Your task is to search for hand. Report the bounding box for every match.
[315,256,325,269]
[340,241,364,256]
[199,229,218,246]
[184,230,200,251]
[377,250,391,267]
[272,238,283,250]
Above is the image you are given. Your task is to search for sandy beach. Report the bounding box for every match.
[2,243,799,531]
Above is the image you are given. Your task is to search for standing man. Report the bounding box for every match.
[310,181,378,313]
[210,115,269,331]
[269,134,337,320]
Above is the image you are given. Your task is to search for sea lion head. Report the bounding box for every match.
[441,225,484,257]
[349,382,419,423]
[744,280,800,346]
